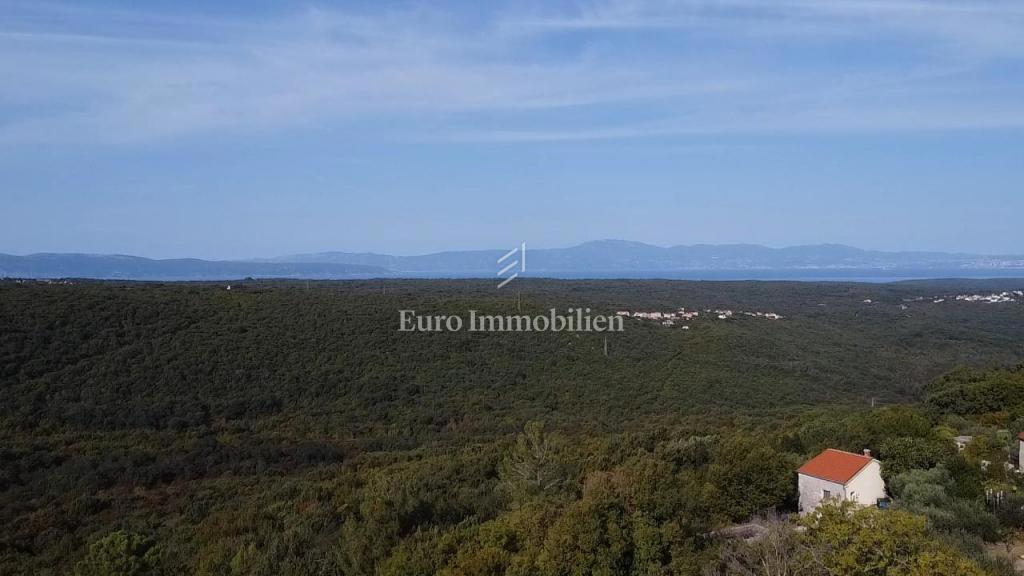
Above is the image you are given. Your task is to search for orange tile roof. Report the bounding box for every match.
[798,449,874,484]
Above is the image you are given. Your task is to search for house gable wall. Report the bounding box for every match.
[844,460,886,506]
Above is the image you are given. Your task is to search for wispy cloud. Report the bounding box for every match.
[449,103,1024,142]
[0,2,737,143]
[0,0,1021,144]
[506,0,1024,49]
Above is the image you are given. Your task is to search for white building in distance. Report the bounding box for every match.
[1018,433,1024,469]
[797,448,886,514]
[954,435,973,451]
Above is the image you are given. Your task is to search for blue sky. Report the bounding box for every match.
[2,0,1023,259]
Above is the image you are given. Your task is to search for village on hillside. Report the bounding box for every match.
[863,290,1024,306]
[951,291,1024,303]
[615,289,1024,330]
[616,307,783,329]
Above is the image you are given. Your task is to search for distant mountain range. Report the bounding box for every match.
[261,240,1024,274]
[3,241,1024,280]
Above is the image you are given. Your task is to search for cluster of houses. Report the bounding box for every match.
[615,307,783,329]
[734,310,783,320]
[796,434,1024,514]
[862,290,1023,311]
[616,308,701,329]
[954,291,1022,303]
[617,308,699,321]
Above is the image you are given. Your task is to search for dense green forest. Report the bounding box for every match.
[2,278,1024,575]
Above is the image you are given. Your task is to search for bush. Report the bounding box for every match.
[74,531,161,576]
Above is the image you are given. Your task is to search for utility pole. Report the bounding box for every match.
[516,290,521,312]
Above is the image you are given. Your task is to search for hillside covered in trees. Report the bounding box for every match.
[2,278,1024,575]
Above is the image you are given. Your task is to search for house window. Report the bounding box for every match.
[850,491,857,501]
[823,489,831,500]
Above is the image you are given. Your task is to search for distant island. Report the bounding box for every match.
[3,240,1024,280]
[0,253,386,281]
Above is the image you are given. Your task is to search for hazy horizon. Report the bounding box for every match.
[4,239,1024,261]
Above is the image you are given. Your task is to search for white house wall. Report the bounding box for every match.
[797,474,845,513]
[844,460,886,506]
